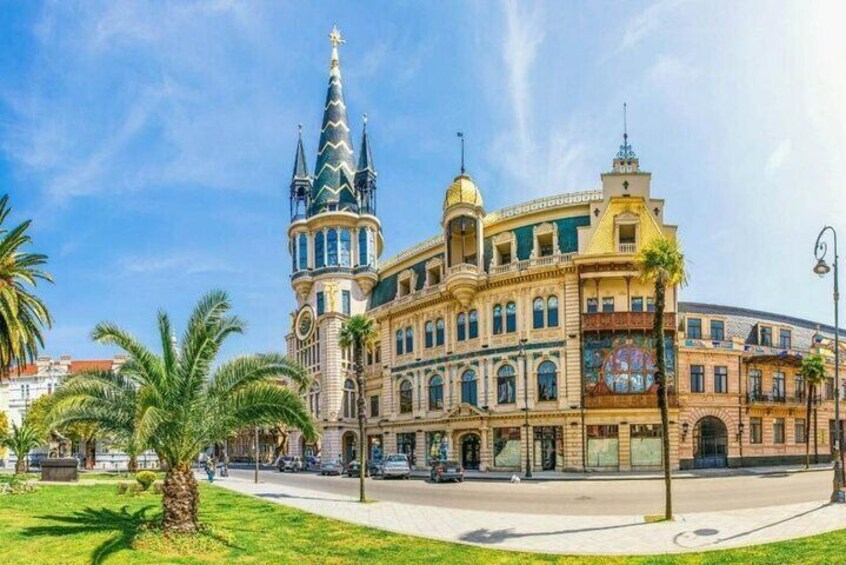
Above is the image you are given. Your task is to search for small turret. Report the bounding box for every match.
[289,125,312,221]
[355,114,377,215]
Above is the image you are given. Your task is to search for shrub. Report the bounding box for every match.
[135,470,157,491]
[152,480,164,495]
[116,482,131,495]
[128,483,144,496]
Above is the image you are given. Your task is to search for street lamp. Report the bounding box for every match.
[814,225,844,502]
[519,338,532,479]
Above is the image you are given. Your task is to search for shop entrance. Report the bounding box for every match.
[461,434,481,470]
[693,417,728,468]
[533,426,560,471]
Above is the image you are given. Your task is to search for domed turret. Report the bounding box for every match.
[443,174,483,211]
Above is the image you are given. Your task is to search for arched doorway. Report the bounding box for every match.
[693,417,728,468]
[342,432,357,466]
[461,434,481,470]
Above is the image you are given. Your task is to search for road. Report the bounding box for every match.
[226,467,834,516]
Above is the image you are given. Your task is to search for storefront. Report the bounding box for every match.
[533,426,563,471]
[586,424,619,470]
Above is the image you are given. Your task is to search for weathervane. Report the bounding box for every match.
[329,25,345,48]
[457,132,465,174]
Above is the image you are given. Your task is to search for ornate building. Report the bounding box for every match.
[285,29,842,472]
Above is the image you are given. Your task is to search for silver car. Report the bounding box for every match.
[382,453,411,479]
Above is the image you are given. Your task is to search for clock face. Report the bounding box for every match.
[295,305,315,342]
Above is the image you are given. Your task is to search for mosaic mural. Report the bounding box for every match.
[583,333,676,394]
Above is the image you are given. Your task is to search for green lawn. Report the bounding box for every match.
[0,483,844,564]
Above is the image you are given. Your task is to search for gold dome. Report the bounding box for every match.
[443,174,483,211]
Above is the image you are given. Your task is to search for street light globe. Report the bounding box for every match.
[814,258,831,277]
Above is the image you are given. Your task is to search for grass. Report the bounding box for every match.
[0,483,844,564]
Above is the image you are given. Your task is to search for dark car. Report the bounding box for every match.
[368,459,384,478]
[429,460,464,483]
[345,460,369,478]
[320,459,343,476]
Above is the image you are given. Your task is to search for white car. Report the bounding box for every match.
[382,453,411,479]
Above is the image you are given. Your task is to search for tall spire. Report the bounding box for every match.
[613,102,639,172]
[355,114,377,215]
[290,124,312,220]
[457,132,465,175]
[311,25,358,216]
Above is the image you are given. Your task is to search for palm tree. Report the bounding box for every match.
[1,420,43,474]
[48,290,316,534]
[0,194,53,377]
[800,354,827,468]
[636,236,687,521]
[338,314,379,503]
[49,370,143,473]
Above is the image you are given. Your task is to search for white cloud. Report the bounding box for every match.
[765,138,792,175]
[120,253,235,276]
[619,0,692,51]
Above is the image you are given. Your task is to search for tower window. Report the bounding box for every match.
[342,290,351,316]
[358,229,368,267]
[315,232,325,268]
[327,229,338,266]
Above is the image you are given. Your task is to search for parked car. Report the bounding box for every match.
[345,460,369,478]
[278,456,304,473]
[319,459,343,476]
[304,455,321,471]
[382,453,411,479]
[429,460,464,483]
[368,459,384,478]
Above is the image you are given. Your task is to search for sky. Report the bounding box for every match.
[2,0,846,360]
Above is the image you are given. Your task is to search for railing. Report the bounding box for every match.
[582,312,676,332]
[446,263,479,276]
[747,392,820,405]
[353,265,378,276]
[291,271,312,281]
[618,243,637,254]
[488,253,575,276]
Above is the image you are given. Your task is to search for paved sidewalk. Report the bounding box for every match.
[210,474,846,556]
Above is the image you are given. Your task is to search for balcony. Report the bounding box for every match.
[581,311,676,332]
[747,392,819,405]
[488,253,575,276]
[618,243,637,254]
[584,392,679,409]
[445,263,483,307]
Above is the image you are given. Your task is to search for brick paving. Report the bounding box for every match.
[211,473,846,555]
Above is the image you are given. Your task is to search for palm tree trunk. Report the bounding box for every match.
[355,342,367,503]
[14,455,26,475]
[653,280,672,521]
[85,439,96,470]
[128,454,139,474]
[806,384,813,469]
[162,463,199,534]
[814,405,819,465]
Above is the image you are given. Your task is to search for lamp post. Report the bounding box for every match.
[813,225,844,502]
[519,338,532,479]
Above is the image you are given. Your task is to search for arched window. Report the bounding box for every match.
[405,327,414,353]
[358,229,368,267]
[461,369,478,406]
[327,229,338,266]
[298,233,308,271]
[339,229,351,266]
[425,321,435,348]
[537,361,558,401]
[315,231,325,268]
[436,319,445,346]
[547,296,559,327]
[309,381,321,417]
[457,312,467,341]
[343,379,357,419]
[399,379,413,414]
[428,375,444,410]
[533,297,545,329]
[493,304,503,335]
[506,301,517,333]
[396,330,404,355]
[497,364,516,404]
[468,309,479,339]
[367,229,376,264]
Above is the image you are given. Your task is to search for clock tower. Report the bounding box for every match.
[286,27,383,462]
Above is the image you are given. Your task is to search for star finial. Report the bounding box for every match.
[329,25,345,48]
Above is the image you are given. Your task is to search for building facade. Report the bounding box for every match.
[284,29,843,473]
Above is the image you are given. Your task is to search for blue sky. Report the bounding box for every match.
[2,1,845,360]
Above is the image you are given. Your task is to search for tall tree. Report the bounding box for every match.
[338,314,379,503]
[1,419,43,474]
[48,290,316,534]
[0,194,53,377]
[800,354,827,468]
[636,236,687,521]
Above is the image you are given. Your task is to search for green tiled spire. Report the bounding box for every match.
[310,26,358,216]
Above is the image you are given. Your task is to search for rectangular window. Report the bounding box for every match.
[316,292,325,316]
[342,290,351,316]
[710,320,725,341]
[760,325,773,346]
[687,318,702,339]
[750,418,762,444]
[794,375,805,401]
[370,395,380,418]
[493,427,522,468]
[646,296,655,312]
[602,297,615,313]
[795,418,807,444]
[690,365,705,393]
[631,296,644,312]
[779,329,792,350]
[586,298,598,313]
[749,369,762,399]
[774,418,785,444]
[826,378,835,400]
[773,372,786,400]
[714,366,728,393]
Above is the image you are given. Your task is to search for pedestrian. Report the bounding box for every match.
[204,457,215,483]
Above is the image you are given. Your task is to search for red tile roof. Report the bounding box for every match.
[10,364,38,376]
[69,360,113,373]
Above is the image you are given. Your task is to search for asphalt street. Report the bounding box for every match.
[226,467,834,516]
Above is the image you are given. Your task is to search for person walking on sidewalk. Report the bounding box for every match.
[204,457,216,483]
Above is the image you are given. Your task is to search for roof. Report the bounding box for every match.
[69,360,114,373]
[443,174,483,210]
[679,302,844,337]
